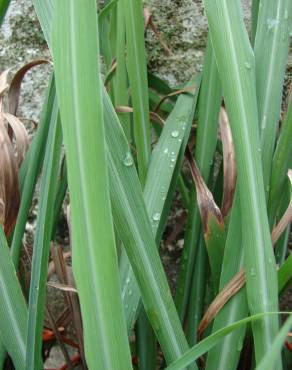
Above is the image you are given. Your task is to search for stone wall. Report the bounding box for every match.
[0,0,291,118]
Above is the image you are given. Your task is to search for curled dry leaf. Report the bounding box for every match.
[219,107,237,218]
[197,269,245,338]
[3,113,29,166]
[0,113,20,236]
[185,146,223,238]
[271,169,292,244]
[197,169,292,337]
[47,282,78,294]
[150,111,165,126]
[8,59,50,115]
[0,69,10,98]
[115,106,133,114]
[154,86,195,113]
[143,8,171,55]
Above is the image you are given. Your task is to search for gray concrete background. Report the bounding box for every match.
[0,0,254,121]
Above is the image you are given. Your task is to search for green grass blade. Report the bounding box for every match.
[119,78,199,332]
[186,233,207,344]
[0,0,10,25]
[32,0,53,47]
[203,0,280,365]
[278,254,292,293]
[51,157,68,238]
[12,75,56,266]
[251,0,260,44]
[254,1,292,191]
[176,37,221,320]
[269,101,292,224]
[26,113,62,370]
[0,226,27,370]
[32,4,196,364]
[51,1,132,369]
[205,192,248,370]
[166,313,287,370]
[123,0,151,184]
[113,1,131,138]
[98,4,113,69]
[103,91,196,366]
[255,315,292,370]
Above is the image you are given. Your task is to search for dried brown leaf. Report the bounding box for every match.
[115,106,133,114]
[47,282,78,293]
[219,107,237,218]
[0,113,20,235]
[143,8,171,55]
[185,146,223,237]
[0,69,10,98]
[197,172,292,337]
[8,59,50,115]
[3,113,29,166]
[197,269,245,338]
[271,170,292,244]
[150,111,165,126]
[154,86,195,113]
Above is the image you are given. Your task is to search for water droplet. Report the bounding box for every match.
[267,18,279,31]
[152,212,161,221]
[171,158,175,163]
[250,268,256,277]
[258,147,262,153]
[171,151,175,155]
[245,61,251,69]
[261,115,267,130]
[163,148,169,154]
[123,152,133,167]
[126,277,130,284]
[128,290,132,296]
[125,304,129,309]
[171,130,179,138]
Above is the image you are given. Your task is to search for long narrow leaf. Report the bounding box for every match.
[203,0,280,365]
[255,315,292,370]
[166,313,288,370]
[176,38,221,321]
[254,0,292,191]
[0,0,10,25]
[0,226,27,370]
[26,113,62,369]
[12,75,56,266]
[123,0,151,184]
[52,1,132,369]
[34,2,197,364]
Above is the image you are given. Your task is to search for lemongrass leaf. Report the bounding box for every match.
[26,112,62,369]
[203,1,280,364]
[52,1,132,368]
[0,226,27,370]
[255,315,292,370]
[166,313,288,370]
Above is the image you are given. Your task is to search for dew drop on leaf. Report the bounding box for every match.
[152,212,161,221]
[171,130,179,138]
[123,152,133,167]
